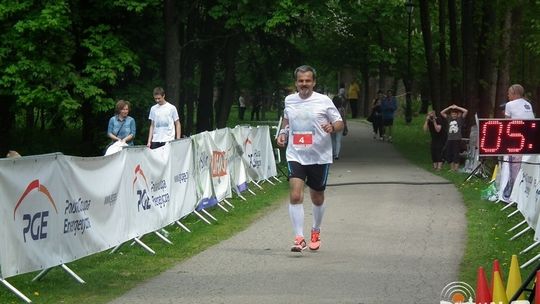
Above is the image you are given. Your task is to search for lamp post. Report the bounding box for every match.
[405,0,414,124]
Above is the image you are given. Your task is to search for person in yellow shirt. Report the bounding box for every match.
[347,79,360,118]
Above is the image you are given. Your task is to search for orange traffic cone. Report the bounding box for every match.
[491,259,504,295]
[475,267,492,304]
[492,270,508,304]
[506,255,525,300]
[535,270,540,303]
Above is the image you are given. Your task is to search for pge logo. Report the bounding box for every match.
[132,164,151,211]
[211,151,227,177]
[13,179,58,242]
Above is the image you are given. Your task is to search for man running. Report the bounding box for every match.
[276,65,344,252]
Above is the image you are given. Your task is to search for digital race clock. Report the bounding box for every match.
[478,119,540,156]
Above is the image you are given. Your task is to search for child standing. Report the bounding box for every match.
[440,104,468,171]
[146,87,181,149]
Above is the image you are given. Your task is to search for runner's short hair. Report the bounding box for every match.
[294,65,317,81]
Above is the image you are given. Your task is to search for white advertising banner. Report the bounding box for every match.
[0,127,277,279]
[231,126,278,182]
[191,132,218,210]
[169,139,198,219]
[209,129,233,202]
[0,141,196,279]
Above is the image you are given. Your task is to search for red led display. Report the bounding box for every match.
[478,119,540,156]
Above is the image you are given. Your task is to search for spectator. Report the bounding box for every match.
[347,78,361,118]
[331,87,348,160]
[502,84,535,202]
[369,90,385,140]
[238,93,246,120]
[251,92,262,121]
[107,100,136,146]
[423,110,446,171]
[146,87,181,149]
[381,89,398,142]
[440,104,468,171]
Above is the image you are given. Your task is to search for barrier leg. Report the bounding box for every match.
[509,219,528,232]
[216,202,229,213]
[252,181,263,190]
[32,268,52,282]
[235,193,247,201]
[501,201,516,211]
[510,226,532,241]
[61,264,86,284]
[522,253,540,269]
[507,209,521,218]
[154,231,173,245]
[193,210,212,225]
[520,241,540,255]
[1,279,32,303]
[133,237,156,255]
[223,199,234,208]
[248,188,256,196]
[265,178,276,186]
[272,176,282,183]
[33,264,86,284]
[176,220,191,232]
[202,209,218,221]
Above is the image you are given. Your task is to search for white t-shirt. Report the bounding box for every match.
[148,102,180,142]
[505,98,535,119]
[284,92,343,165]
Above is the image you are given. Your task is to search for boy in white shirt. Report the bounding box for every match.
[146,87,181,149]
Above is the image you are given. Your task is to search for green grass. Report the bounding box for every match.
[391,115,539,289]
[0,180,289,304]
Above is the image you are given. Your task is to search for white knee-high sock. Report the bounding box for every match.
[312,204,326,231]
[289,203,304,237]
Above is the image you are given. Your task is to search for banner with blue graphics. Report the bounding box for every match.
[0,141,195,279]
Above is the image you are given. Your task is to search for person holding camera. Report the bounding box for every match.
[441,104,468,172]
[423,110,446,171]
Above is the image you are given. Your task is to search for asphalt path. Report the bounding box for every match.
[109,120,466,304]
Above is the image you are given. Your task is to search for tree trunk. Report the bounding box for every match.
[180,13,197,135]
[448,0,461,104]
[494,10,512,117]
[438,0,448,111]
[196,44,216,132]
[477,0,497,117]
[0,95,16,154]
[164,0,181,110]
[461,0,478,113]
[216,35,238,128]
[419,0,440,109]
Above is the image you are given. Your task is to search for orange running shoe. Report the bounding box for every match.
[291,236,307,252]
[309,229,320,251]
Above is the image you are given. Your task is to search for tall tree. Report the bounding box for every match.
[439,0,449,110]
[419,0,440,109]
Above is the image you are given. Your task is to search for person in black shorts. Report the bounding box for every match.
[276,65,343,252]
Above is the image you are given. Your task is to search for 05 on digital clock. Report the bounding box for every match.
[478,119,540,156]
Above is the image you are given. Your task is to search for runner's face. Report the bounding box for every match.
[295,71,315,99]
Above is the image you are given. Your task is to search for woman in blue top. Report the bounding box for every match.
[107,100,136,146]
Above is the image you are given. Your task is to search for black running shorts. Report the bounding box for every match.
[287,161,330,191]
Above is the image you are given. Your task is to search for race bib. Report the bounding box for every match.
[292,131,313,149]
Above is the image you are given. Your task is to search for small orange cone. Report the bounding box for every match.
[491,259,504,295]
[475,267,492,304]
[506,255,525,300]
[492,270,508,304]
